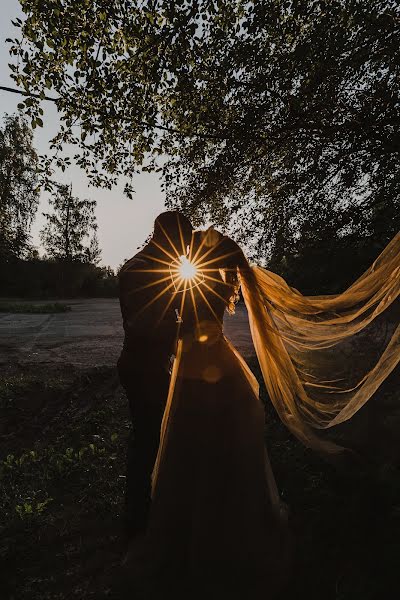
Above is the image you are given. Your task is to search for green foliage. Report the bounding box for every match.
[14,492,54,520]
[40,183,100,262]
[0,113,39,261]
[2,442,115,522]
[0,365,128,598]
[8,0,400,274]
[84,231,102,266]
[0,301,71,313]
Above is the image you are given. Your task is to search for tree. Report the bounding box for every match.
[0,113,39,261]
[8,0,400,265]
[84,231,102,265]
[40,184,99,262]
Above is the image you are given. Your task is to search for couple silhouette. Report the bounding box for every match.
[117,211,290,598]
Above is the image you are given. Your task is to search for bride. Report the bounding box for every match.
[125,227,291,598]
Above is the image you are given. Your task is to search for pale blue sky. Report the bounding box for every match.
[0,0,165,269]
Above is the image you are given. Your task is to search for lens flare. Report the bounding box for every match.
[178,255,198,281]
[133,229,240,320]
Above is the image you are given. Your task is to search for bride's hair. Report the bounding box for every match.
[193,228,249,314]
[214,234,248,315]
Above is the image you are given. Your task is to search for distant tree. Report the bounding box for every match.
[84,231,102,265]
[0,113,39,261]
[40,184,99,262]
[101,265,115,278]
[117,260,128,273]
[25,246,40,261]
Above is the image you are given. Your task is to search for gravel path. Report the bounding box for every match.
[0,298,254,367]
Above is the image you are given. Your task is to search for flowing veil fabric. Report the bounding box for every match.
[239,232,400,453]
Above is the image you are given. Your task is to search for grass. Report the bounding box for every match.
[257,358,400,600]
[0,362,399,600]
[0,365,129,599]
[0,302,71,314]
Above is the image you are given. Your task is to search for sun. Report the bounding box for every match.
[132,226,240,323]
[178,255,198,281]
[169,254,203,291]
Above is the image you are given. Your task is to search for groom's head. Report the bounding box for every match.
[152,211,193,254]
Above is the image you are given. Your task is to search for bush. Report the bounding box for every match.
[268,235,392,295]
[0,258,118,298]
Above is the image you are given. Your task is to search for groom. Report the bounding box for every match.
[117,211,193,540]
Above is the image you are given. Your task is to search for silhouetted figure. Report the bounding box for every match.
[117,211,193,540]
[124,229,291,598]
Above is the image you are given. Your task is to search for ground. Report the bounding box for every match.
[0,299,125,368]
[0,298,254,366]
[1,300,399,599]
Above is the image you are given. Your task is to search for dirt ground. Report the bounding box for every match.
[0,299,254,367]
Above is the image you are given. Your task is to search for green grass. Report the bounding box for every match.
[0,302,71,314]
[0,362,399,600]
[0,366,129,599]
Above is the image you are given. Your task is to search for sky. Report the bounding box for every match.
[0,0,166,270]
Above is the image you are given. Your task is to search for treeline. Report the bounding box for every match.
[0,258,117,299]
[0,113,118,298]
[267,224,397,296]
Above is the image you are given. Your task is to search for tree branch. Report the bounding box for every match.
[0,84,58,102]
[0,84,226,141]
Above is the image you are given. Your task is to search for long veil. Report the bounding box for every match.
[240,232,400,453]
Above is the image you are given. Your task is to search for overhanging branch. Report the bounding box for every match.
[0,84,57,102]
[0,84,226,141]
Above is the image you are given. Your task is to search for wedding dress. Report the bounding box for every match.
[127,233,290,599]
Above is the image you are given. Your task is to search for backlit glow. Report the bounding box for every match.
[133,222,239,324]
[178,255,198,281]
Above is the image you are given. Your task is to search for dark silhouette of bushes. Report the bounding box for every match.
[268,235,394,296]
[0,258,118,299]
